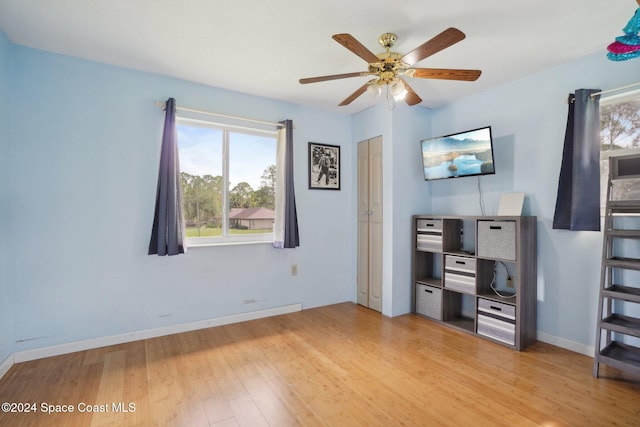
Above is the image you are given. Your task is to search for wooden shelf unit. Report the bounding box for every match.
[412,215,537,351]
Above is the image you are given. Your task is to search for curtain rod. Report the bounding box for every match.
[155,101,284,128]
[590,81,640,99]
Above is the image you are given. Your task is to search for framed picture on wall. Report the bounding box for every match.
[308,142,340,190]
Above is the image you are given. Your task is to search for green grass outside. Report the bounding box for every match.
[185,226,271,237]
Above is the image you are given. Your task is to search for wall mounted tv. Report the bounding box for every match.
[420,126,495,181]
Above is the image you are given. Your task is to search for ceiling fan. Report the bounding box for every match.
[299,28,481,107]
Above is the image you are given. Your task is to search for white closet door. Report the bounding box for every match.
[357,136,383,312]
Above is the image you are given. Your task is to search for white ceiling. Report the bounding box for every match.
[0,0,636,115]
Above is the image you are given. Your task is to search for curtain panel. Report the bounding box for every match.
[273,119,300,248]
[553,89,602,231]
[148,98,187,255]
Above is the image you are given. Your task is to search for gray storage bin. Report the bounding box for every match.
[444,272,476,294]
[477,298,516,345]
[416,284,442,320]
[477,220,516,261]
[445,255,476,274]
[477,314,515,345]
[416,219,442,232]
[417,233,442,252]
[477,298,516,320]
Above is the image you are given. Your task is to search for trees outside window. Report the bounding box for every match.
[177,121,276,244]
[600,94,640,208]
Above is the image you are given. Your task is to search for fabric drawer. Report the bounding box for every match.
[417,233,442,252]
[477,314,515,345]
[445,255,476,275]
[416,219,442,232]
[477,297,516,345]
[416,284,442,320]
[477,298,516,320]
[444,272,476,294]
[477,220,516,261]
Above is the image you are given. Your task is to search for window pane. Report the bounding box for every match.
[177,124,223,239]
[600,98,640,210]
[228,131,276,235]
[600,100,640,151]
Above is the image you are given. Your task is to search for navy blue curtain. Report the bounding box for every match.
[148,98,186,255]
[281,119,300,248]
[553,89,601,231]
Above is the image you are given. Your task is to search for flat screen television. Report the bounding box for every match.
[420,126,495,181]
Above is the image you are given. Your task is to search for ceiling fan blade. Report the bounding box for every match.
[400,79,422,106]
[338,82,370,106]
[401,28,466,65]
[299,71,369,84]
[410,68,481,81]
[332,33,381,64]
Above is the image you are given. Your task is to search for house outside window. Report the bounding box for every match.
[177,119,277,245]
[599,90,640,210]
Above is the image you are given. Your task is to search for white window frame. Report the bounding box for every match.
[177,117,278,247]
[599,88,640,214]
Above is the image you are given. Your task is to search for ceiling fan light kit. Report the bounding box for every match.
[299,28,482,108]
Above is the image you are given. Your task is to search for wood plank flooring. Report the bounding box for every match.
[0,302,639,426]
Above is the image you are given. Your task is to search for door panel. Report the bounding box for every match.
[356,137,383,312]
[357,142,370,306]
[368,216,383,311]
[368,137,383,223]
[357,220,369,306]
[367,137,383,311]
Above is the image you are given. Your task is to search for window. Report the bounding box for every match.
[600,90,640,210]
[177,118,277,245]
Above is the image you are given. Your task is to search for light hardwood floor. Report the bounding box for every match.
[0,302,639,426]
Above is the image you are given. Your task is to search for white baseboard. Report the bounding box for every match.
[536,331,594,357]
[12,303,302,364]
[0,353,14,379]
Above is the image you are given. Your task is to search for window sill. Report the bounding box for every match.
[186,240,274,249]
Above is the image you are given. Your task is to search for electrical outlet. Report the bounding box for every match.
[291,264,298,276]
[506,277,514,288]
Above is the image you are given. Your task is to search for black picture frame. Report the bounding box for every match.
[308,142,340,190]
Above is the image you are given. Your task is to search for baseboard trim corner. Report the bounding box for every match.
[0,353,14,380]
[13,303,302,364]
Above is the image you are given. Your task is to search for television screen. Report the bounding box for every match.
[421,126,495,181]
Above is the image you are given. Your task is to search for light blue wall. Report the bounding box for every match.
[429,52,640,348]
[351,102,432,316]
[389,104,432,315]
[4,31,637,358]
[8,44,354,352]
[0,31,13,364]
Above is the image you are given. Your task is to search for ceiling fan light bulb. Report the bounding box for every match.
[394,87,408,101]
[389,79,405,97]
[367,83,382,98]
